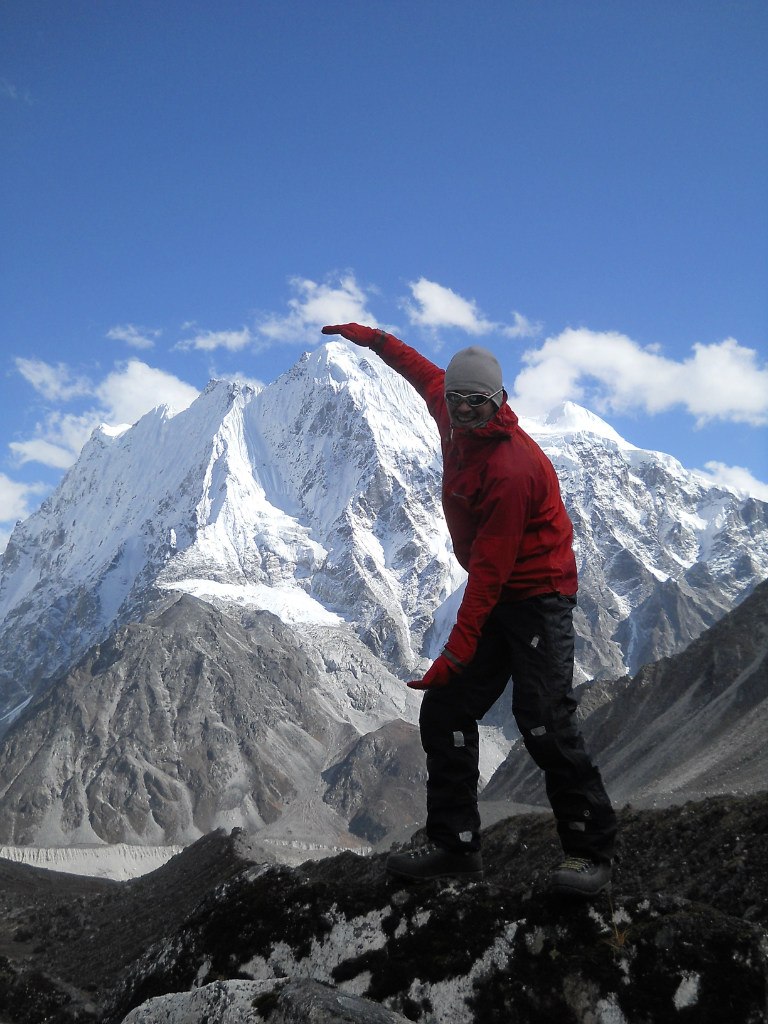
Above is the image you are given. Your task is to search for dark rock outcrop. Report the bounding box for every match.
[0,794,765,1022]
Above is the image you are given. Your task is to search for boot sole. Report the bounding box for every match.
[547,879,611,898]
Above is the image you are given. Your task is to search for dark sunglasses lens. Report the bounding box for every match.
[446,392,488,408]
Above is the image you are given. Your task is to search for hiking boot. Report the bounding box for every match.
[386,843,483,882]
[548,856,612,898]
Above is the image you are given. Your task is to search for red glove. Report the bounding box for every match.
[407,654,460,690]
[321,323,381,347]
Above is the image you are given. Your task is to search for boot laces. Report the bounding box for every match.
[557,856,594,873]
[408,843,439,859]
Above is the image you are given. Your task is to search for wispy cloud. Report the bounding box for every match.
[256,274,378,343]
[505,310,541,339]
[10,425,90,471]
[15,358,92,402]
[403,278,541,339]
[404,278,496,334]
[184,274,533,356]
[694,462,768,502]
[513,328,768,427]
[107,324,161,350]
[0,78,33,105]
[218,370,265,391]
[9,359,200,471]
[10,418,102,471]
[0,472,48,526]
[176,327,253,353]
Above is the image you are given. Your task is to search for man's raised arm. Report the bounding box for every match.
[321,324,444,409]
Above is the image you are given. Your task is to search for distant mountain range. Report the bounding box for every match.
[0,340,766,847]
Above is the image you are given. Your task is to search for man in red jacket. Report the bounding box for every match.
[322,323,617,897]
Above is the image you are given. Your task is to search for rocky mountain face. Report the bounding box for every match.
[320,719,428,844]
[484,577,768,810]
[0,340,767,849]
[0,794,765,1023]
[1,564,764,852]
[531,403,768,680]
[0,593,421,847]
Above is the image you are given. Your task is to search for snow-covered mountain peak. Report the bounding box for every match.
[0,342,457,700]
[521,400,632,448]
[273,340,438,444]
[302,338,365,382]
[96,421,132,439]
[201,377,261,402]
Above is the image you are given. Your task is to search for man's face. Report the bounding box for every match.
[445,389,501,429]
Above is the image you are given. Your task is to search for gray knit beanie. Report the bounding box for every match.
[444,346,504,407]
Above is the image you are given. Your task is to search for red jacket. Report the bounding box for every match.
[373,333,578,665]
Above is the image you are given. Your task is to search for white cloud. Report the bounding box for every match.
[106,324,160,350]
[405,278,495,334]
[513,328,768,426]
[15,358,92,402]
[224,371,266,392]
[10,433,85,470]
[694,462,768,502]
[404,278,540,339]
[0,473,48,523]
[0,472,49,553]
[257,274,377,343]
[94,360,200,425]
[176,274,534,354]
[683,339,768,425]
[10,359,200,471]
[176,327,253,352]
[505,310,542,339]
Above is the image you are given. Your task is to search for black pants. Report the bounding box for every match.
[419,593,617,863]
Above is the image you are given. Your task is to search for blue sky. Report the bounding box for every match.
[2,0,767,550]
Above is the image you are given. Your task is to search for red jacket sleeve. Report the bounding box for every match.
[444,462,532,665]
[372,333,447,425]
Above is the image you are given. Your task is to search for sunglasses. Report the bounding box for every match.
[445,388,502,408]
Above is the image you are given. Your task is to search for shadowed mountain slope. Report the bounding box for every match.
[484,577,768,809]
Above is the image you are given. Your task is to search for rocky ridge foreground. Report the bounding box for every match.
[0,793,765,1023]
